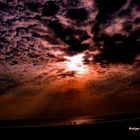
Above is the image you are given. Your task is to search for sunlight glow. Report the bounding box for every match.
[65,53,88,75]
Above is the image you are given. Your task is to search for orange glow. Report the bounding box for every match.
[65,54,88,75]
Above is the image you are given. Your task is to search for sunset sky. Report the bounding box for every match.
[0,0,140,121]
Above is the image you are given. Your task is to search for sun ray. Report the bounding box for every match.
[65,53,88,75]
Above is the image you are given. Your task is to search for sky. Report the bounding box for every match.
[0,0,140,121]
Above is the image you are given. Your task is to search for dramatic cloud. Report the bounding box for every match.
[93,0,140,64]
[0,0,140,120]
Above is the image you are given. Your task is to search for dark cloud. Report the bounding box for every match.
[25,2,42,12]
[96,0,127,14]
[94,32,140,64]
[0,2,7,11]
[131,0,140,7]
[93,0,127,37]
[66,7,88,21]
[117,9,131,17]
[65,0,80,7]
[48,18,90,54]
[58,71,76,78]
[92,0,140,64]
[42,1,60,17]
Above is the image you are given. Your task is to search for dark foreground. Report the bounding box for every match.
[0,113,140,138]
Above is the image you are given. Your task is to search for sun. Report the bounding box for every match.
[65,53,88,75]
